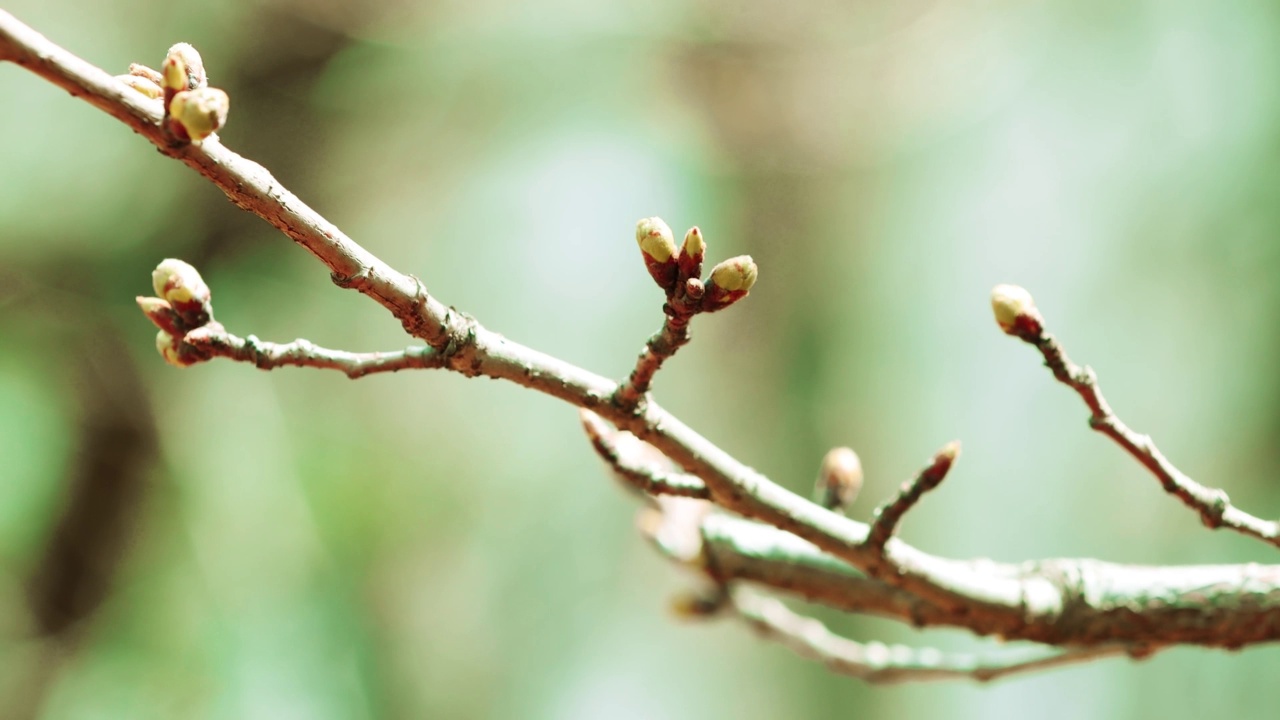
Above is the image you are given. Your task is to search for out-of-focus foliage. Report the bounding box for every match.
[3,0,1280,717]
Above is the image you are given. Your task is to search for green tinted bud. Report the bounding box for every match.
[169,87,229,142]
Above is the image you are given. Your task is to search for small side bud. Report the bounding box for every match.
[669,590,726,619]
[164,42,206,92]
[136,296,183,335]
[990,284,1043,339]
[155,330,200,367]
[815,446,863,513]
[636,217,679,291]
[684,277,705,301]
[117,74,163,99]
[151,259,212,325]
[677,226,705,284]
[129,63,163,85]
[168,87,229,142]
[701,255,758,312]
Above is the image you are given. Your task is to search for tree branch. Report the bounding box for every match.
[8,10,1280,684]
[182,326,442,378]
[992,285,1280,548]
[728,586,1141,684]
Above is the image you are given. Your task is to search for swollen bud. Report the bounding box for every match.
[162,42,206,93]
[136,296,183,335]
[677,226,705,284]
[701,255,757,312]
[151,259,212,326]
[636,217,679,291]
[814,446,863,513]
[168,87,229,142]
[155,330,202,367]
[990,284,1043,339]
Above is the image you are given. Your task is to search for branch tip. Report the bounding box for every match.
[990,283,1043,340]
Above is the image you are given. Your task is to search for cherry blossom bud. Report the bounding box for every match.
[136,296,183,335]
[636,217,679,291]
[117,74,162,99]
[815,446,863,513]
[162,42,206,93]
[168,87,229,142]
[990,284,1043,339]
[701,255,757,312]
[677,226,705,283]
[151,258,212,325]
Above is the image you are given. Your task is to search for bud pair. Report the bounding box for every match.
[159,42,229,142]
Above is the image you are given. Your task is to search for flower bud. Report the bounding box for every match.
[168,87,229,142]
[136,296,183,335]
[117,74,163,99]
[669,590,725,619]
[815,446,862,513]
[636,217,679,291]
[151,258,212,325]
[162,42,206,93]
[677,226,705,284]
[155,330,201,367]
[701,255,757,312]
[129,63,163,85]
[990,284,1043,339]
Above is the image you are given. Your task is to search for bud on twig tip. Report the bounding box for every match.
[990,284,1042,337]
[636,217,679,290]
[701,255,758,312]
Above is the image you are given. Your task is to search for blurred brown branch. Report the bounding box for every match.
[5,8,1280,686]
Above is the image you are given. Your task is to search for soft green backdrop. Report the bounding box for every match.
[3,0,1280,717]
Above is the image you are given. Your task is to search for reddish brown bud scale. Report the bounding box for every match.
[701,255,757,312]
[636,217,679,291]
[677,226,705,285]
[136,296,184,336]
[152,258,213,327]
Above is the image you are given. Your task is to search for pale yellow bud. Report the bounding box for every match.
[163,42,206,91]
[169,87,229,142]
[117,74,163,99]
[701,255,758,311]
[636,217,677,262]
[709,255,757,292]
[635,217,679,290]
[990,284,1042,337]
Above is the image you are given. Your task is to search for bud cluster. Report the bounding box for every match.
[116,42,230,143]
[137,259,217,367]
[634,216,758,314]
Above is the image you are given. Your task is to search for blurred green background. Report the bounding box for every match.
[4,0,1280,717]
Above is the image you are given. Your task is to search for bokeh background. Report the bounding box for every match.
[4,0,1280,717]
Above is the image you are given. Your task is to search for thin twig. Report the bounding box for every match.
[614,303,696,408]
[182,326,442,378]
[729,586,1142,684]
[864,442,960,552]
[1011,310,1280,548]
[0,9,1033,624]
[580,410,710,499]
